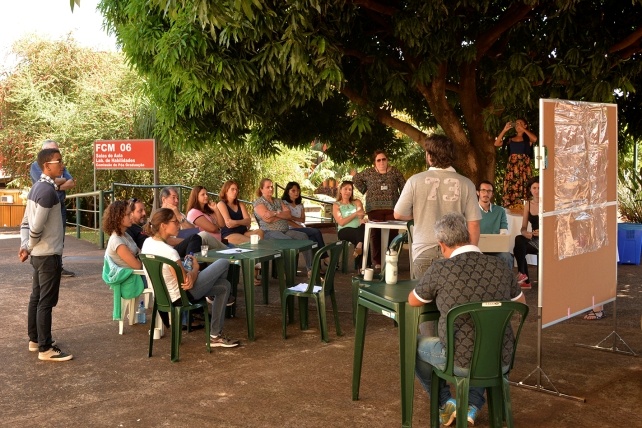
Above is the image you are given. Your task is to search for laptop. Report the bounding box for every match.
[478,234,511,253]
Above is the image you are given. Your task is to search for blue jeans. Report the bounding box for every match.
[487,252,514,270]
[415,336,486,410]
[292,227,327,258]
[186,259,230,336]
[28,255,62,352]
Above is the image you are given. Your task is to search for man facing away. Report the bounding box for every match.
[477,180,514,270]
[30,140,76,277]
[20,148,73,361]
[394,134,481,280]
[408,212,525,426]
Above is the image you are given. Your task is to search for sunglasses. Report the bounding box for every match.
[375,158,387,162]
[128,198,139,210]
[46,159,64,164]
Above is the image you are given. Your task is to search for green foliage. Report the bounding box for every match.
[618,167,642,223]
[98,0,642,185]
[0,36,145,193]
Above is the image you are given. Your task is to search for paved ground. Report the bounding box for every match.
[1,228,641,427]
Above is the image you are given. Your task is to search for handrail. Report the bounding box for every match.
[65,189,111,249]
[273,181,336,225]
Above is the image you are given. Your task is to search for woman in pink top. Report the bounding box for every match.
[186,186,223,242]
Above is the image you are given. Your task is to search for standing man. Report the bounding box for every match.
[408,213,524,425]
[477,180,513,269]
[20,148,73,361]
[394,134,481,280]
[30,140,76,277]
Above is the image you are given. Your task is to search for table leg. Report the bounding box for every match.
[352,300,369,400]
[399,305,421,428]
[361,223,372,273]
[242,260,256,341]
[380,228,391,270]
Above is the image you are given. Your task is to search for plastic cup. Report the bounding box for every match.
[153,328,162,340]
[200,245,209,256]
[250,234,260,245]
[363,268,374,281]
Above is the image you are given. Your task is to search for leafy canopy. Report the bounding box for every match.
[98,0,642,179]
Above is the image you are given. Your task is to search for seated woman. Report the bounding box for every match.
[103,200,142,270]
[186,186,223,243]
[253,178,313,277]
[281,181,327,262]
[216,180,264,245]
[332,181,366,268]
[102,200,144,322]
[141,208,239,347]
[514,176,539,289]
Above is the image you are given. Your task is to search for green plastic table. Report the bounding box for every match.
[197,248,284,341]
[239,239,317,323]
[352,278,439,428]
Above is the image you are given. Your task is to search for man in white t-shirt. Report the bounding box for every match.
[394,134,481,280]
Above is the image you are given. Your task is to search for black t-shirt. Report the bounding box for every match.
[126,223,148,250]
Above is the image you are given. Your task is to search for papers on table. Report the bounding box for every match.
[368,220,407,225]
[216,248,253,254]
[288,283,322,293]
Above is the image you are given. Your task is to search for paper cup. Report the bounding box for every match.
[250,234,260,245]
[200,245,209,256]
[153,328,162,340]
[363,268,374,281]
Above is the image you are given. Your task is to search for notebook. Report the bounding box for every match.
[478,234,511,253]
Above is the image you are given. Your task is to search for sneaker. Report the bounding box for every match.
[226,295,236,307]
[439,398,457,426]
[38,345,73,362]
[521,282,532,290]
[29,340,56,352]
[467,405,479,425]
[516,273,528,284]
[61,268,76,277]
[210,333,239,348]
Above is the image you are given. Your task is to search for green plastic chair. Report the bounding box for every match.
[139,254,211,362]
[282,241,344,342]
[429,301,528,428]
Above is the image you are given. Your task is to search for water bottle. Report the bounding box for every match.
[385,249,399,285]
[136,300,146,324]
[183,252,194,272]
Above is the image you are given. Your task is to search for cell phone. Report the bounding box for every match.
[510,122,516,127]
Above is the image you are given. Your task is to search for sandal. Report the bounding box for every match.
[583,310,604,320]
[353,245,363,258]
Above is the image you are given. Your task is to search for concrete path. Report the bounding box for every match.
[1,229,640,427]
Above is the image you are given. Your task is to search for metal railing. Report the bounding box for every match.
[273,182,336,225]
[65,182,338,249]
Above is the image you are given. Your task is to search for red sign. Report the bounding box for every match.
[94,139,155,170]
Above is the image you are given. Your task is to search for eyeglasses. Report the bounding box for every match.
[375,158,387,162]
[46,159,64,164]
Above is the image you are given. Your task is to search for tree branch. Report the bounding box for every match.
[609,27,642,55]
[341,86,426,144]
[475,4,534,61]
[351,0,398,16]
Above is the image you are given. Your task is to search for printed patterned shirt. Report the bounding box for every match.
[413,247,522,368]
